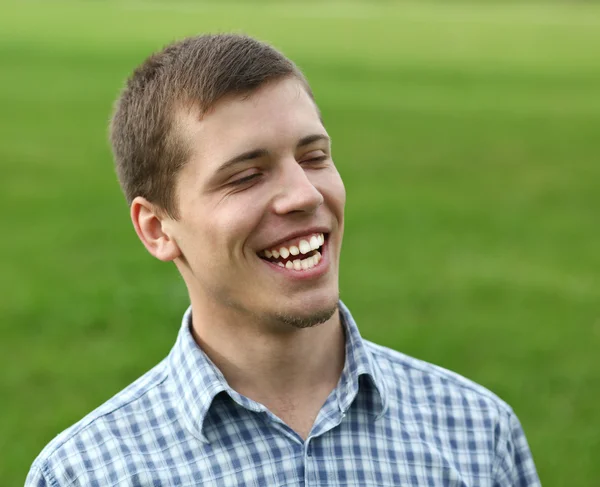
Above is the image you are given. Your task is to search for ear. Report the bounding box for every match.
[130,196,181,262]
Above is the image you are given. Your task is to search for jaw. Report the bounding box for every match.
[181,228,342,332]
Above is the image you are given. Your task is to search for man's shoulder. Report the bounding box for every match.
[365,340,513,416]
[29,358,171,480]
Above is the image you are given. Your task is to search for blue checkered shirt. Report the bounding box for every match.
[26,302,540,486]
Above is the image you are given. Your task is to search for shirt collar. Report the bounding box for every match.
[168,301,389,442]
[336,301,389,419]
[167,306,229,443]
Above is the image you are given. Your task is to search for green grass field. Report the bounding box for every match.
[1,1,599,485]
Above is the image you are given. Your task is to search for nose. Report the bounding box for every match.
[272,160,324,215]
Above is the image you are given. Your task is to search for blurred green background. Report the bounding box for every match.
[1,1,599,485]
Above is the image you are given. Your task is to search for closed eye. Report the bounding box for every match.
[301,155,328,165]
[230,172,262,186]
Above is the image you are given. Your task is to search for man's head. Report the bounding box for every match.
[110,34,346,330]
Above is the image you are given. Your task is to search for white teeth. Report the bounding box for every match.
[264,234,325,266]
[269,251,322,271]
[309,236,320,250]
[299,240,311,254]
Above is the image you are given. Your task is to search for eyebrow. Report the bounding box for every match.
[215,133,331,175]
[216,149,268,175]
[297,134,330,148]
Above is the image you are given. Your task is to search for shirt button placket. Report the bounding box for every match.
[304,438,315,486]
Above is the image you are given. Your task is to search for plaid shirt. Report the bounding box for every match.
[26,302,540,486]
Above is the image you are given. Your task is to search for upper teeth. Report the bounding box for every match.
[264,233,325,259]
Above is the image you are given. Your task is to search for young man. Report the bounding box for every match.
[27,34,540,486]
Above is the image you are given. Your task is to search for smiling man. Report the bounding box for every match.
[26,34,540,486]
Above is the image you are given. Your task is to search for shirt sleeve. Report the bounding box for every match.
[492,410,541,487]
[25,463,52,487]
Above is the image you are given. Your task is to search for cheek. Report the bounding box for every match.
[176,219,213,262]
[318,169,346,218]
[336,176,347,209]
[208,198,268,258]
[171,208,220,262]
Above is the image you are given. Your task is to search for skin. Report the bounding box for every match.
[131,76,347,438]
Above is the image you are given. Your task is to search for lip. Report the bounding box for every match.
[258,226,330,253]
[260,236,330,280]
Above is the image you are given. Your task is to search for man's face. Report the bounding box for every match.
[166,77,346,329]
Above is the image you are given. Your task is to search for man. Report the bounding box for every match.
[26,34,540,486]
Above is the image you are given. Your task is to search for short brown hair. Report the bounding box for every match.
[110,34,312,219]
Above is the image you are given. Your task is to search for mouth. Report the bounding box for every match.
[258,232,328,273]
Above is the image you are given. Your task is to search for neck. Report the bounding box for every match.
[189,299,346,435]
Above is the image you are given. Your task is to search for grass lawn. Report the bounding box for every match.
[1,1,599,485]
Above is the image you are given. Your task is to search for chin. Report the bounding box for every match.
[269,292,340,330]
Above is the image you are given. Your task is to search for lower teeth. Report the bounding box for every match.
[273,251,321,271]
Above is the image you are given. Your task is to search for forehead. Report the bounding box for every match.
[180,77,325,170]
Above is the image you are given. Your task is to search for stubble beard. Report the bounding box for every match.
[273,300,339,329]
